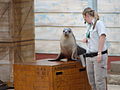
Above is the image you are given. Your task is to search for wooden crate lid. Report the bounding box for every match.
[14,59,81,67]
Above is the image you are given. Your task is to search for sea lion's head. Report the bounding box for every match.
[63,28,73,37]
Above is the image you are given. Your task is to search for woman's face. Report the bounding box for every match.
[83,13,93,24]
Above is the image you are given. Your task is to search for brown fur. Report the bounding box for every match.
[50,28,86,61]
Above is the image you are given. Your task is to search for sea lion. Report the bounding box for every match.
[49,28,86,66]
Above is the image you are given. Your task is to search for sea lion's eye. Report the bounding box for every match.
[68,30,71,33]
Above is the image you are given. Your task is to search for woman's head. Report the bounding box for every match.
[82,7,99,24]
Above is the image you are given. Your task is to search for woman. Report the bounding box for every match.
[82,7,108,90]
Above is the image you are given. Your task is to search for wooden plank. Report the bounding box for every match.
[0,41,35,82]
[99,14,120,27]
[35,39,120,56]
[35,27,86,41]
[13,1,32,8]
[35,13,120,27]
[108,42,120,56]
[13,0,33,2]
[98,0,120,12]
[35,0,88,12]
[35,27,120,42]
[0,63,11,82]
[35,40,86,54]
[107,28,120,41]
[0,0,34,42]
[0,0,10,3]
[35,13,85,26]
[0,40,35,62]
[35,40,60,54]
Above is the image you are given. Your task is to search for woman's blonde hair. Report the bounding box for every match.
[82,7,99,20]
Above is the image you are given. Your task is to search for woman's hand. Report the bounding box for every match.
[82,38,88,43]
[97,54,102,63]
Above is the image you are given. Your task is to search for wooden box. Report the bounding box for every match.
[14,60,91,90]
[0,0,34,42]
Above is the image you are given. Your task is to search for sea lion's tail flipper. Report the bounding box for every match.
[79,55,86,67]
[77,45,86,55]
[77,45,86,67]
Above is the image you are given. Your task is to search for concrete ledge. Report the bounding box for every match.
[108,84,120,90]
[110,61,120,73]
[107,74,120,85]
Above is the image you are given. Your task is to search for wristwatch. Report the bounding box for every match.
[98,52,102,55]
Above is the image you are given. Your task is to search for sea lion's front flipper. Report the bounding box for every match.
[70,48,78,61]
[48,53,65,61]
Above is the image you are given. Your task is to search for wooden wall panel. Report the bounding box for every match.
[35,27,86,41]
[35,40,60,53]
[0,0,35,83]
[35,13,120,27]
[0,0,10,40]
[35,13,84,26]
[35,40,86,54]
[35,40,119,56]
[108,42,120,56]
[0,0,35,42]
[36,27,120,42]
[0,63,11,82]
[35,0,88,12]
[99,14,120,27]
[107,28,120,42]
[98,0,120,12]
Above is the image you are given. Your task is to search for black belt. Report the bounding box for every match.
[85,50,108,57]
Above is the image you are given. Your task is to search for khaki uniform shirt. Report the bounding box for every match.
[85,19,108,53]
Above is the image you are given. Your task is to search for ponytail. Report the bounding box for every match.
[94,12,99,20]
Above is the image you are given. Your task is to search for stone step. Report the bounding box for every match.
[110,61,120,73]
[107,74,120,85]
[107,70,120,85]
[107,84,120,90]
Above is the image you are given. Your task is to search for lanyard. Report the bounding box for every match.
[86,24,92,39]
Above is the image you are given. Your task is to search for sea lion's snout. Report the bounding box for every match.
[63,28,72,36]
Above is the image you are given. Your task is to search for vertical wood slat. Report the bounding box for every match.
[0,0,35,84]
[0,0,34,42]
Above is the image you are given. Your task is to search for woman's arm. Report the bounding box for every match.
[97,34,106,63]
